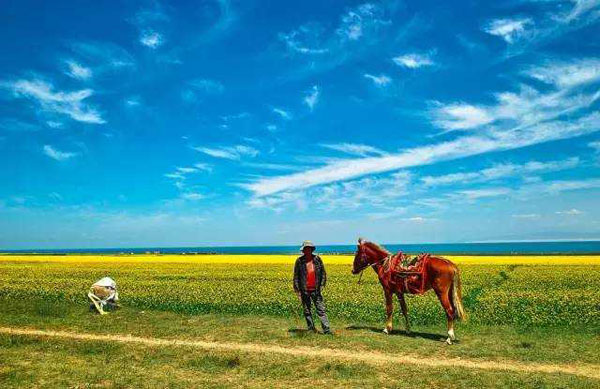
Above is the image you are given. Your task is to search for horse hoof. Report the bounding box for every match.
[383,328,389,335]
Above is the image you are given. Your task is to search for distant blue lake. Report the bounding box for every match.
[3,241,600,255]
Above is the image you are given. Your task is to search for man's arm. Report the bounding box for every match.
[293,258,301,293]
[319,256,327,289]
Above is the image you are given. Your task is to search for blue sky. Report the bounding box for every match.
[1,0,600,249]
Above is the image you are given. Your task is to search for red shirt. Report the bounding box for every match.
[305,257,316,291]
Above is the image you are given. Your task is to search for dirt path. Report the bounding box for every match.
[1,326,599,380]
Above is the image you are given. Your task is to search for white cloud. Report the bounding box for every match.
[65,60,92,80]
[279,2,390,58]
[69,41,135,71]
[565,0,600,22]
[140,30,163,48]
[512,214,540,219]
[589,140,600,152]
[392,53,434,68]
[422,157,580,186]
[433,103,493,131]
[189,79,224,94]
[43,145,77,161]
[241,162,305,171]
[3,78,105,124]
[364,73,391,86]
[483,18,532,43]
[46,121,63,129]
[272,107,292,120]
[180,192,205,201]
[249,171,412,212]
[125,96,141,107]
[433,59,600,132]
[320,143,387,157]
[556,208,583,215]
[304,85,320,110]
[194,163,213,172]
[455,188,510,200]
[243,112,600,197]
[279,24,330,55]
[524,58,600,88]
[336,3,389,42]
[193,145,259,160]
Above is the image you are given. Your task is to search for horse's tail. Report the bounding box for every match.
[451,267,466,321]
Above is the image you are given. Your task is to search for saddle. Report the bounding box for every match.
[387,253,430,295]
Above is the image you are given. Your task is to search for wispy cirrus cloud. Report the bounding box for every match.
[280,2,391,58]
[432,57,600,132]
[556,208,583,215]
[64,60,92,80]
[140,30,164,48]
[524,58,600,88]
[512,213,540,219]
[453,187,511,200]
[304,85,320,110]
[483,18,533,43]
[564,0,600,22]
[272,107,292,120]
[320,143,388,157]
[69,41,135,71]
[249,171,411,212]
[243,104,600,196]
[2,78,105,124]
[421,157,580,186]
[364,73,391,86]
[43,145,77,161]
[131,4,168,49]
[193,145,259,160]
[335,3,391,42]
[241,162,304,171]
[392,53,434,68]
[432,103,492,131]
[182,78,224,102]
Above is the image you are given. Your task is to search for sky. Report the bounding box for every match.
[1,0,600,249]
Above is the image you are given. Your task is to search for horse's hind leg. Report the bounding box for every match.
[397,293,410,333]
[383,291,394,334]
[434,286,456,345]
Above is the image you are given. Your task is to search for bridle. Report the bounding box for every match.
[354,245,389,284]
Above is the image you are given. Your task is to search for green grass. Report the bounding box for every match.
[1,258,599,326]
[1,302,599,388]
[1,255,599,387]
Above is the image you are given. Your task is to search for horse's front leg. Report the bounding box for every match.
[383,291,394,334]
[397,292,410,334]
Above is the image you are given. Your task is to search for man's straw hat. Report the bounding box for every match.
[300,240,316,251]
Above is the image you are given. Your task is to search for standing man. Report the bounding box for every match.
[293,240,332,334]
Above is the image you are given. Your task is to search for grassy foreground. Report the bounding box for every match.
[0,254,599,388]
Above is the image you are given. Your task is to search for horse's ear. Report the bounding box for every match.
[358,237,364,244]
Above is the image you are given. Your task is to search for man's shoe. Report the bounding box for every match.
[323,329,334,335]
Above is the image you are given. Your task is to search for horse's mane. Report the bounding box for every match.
[363,240,391,255]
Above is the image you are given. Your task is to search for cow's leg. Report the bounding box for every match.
[397,293,410,333]
[383,291,394,334]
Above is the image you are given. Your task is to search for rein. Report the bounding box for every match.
[356,255,390,285]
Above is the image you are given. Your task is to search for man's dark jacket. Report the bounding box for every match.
[293,255,327,293]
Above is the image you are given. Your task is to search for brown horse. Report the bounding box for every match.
[352,238,465,344]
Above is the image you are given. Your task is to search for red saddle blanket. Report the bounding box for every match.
[388,253,430,295]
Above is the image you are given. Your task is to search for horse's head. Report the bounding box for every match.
[352,238,390,274]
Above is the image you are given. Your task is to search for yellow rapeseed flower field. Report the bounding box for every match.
[2,254,599,265]
[1,254,598,327]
